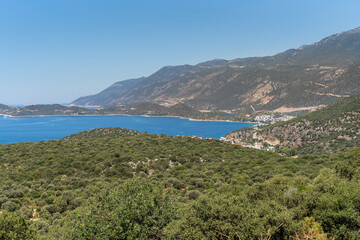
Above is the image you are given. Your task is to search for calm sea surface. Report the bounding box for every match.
[0,115,254,144]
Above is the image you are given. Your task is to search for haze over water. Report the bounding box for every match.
[0,115,254,144]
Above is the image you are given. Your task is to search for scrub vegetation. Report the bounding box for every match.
[0,128,359,239]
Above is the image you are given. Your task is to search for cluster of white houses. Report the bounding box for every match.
[219,137,276,152]
[254,114,294,124]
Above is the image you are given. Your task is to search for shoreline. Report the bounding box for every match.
[0,113,257,124]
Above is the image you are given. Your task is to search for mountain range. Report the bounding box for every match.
[72,27,360,112]
[3,27,360,240]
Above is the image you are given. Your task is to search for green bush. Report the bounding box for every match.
[64,179,176,240]
[0,211,38,239]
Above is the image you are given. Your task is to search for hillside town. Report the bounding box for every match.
[253,113,295,124]
[219,113,295,151]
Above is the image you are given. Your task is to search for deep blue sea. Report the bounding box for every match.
[0,115,254,144]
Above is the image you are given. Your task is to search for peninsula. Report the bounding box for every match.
[0,102,253,122]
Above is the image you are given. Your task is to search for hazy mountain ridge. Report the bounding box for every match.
[0,103,19,115]
[0,104,11,110]
[72,27,360,110]
[73,77,146,107]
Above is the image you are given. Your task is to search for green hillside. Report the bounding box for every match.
[102,102,247,121]
[8,104,91,116]
[0,102,250,121]
[226,95,360,155]
[64,127,146,139]
[1,129,360,239]
[0,103,17,115]
[0,104,11,110]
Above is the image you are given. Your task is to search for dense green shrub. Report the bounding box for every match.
[0,211,38,239]
[64,179,176,240]
[1,130,360,239]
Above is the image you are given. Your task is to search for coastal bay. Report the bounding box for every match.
[0,115,254,144]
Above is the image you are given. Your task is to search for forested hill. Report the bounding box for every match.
[0,102,251,121]
[0,128,360,239]
[225,94,360,155]
[0,103,11,110]
[101,102,250,121]
[72,27,360,111]
[63,127,146,139]
[0,103,17,114]
[10,104,92,116]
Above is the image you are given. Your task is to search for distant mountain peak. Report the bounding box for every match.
[342,26,360,34]
[296,26,360,51]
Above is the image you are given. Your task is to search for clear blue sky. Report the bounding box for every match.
[1,0,360,105]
